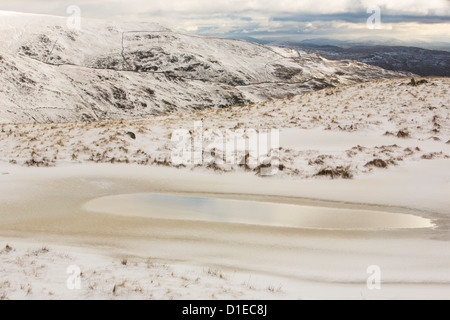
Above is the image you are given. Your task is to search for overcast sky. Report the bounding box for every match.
[1,0,449,43]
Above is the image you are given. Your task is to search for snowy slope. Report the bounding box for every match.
[0,11,413,123]
[1,78,448,179]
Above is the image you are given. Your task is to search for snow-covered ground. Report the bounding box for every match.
[0,162,449,300]
[0,240,287,300]
[0,11,448,300]
[1,78,448,179]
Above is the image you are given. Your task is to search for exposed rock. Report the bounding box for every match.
[408,78,429,86]
[364,159,388,168]
[126,132,136,140]
[315,166,353,179]
[397,130,410,138]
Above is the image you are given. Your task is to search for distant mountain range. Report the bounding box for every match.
[224,36,450,51]
[294,38,450,51]
[267,39,450,77]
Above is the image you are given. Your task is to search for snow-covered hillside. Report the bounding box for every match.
[0,11,412,123]
[1,78,448,179]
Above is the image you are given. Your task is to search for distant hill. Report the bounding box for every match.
[272,40,450,77]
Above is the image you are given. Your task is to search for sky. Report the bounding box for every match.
[0,0,449,44]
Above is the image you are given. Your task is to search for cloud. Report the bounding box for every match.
[0,0,449,42]
[272,12,450,24]
[1,0,449,16]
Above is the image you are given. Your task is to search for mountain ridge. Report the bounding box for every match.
[0,11,413,123]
